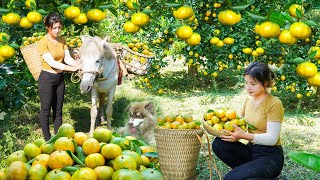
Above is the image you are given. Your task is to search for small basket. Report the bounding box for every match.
[120,46,154,75]
[155,128,203,180]
[202,119,248,137]
[20,43,41,80]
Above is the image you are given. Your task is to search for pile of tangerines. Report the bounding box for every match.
[1,124,163,179]
[157,114,201,129]
[203,109,247,134]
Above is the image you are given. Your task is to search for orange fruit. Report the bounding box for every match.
[6,150,28,166]
[175,6,194,20]
[19,17,33,29]
[131,12,150,26]
[224,121,234,132]
[73,13,88,24]
[289,4,304,18]
[25,0,36,8]
[58,123,75,138]
[64,6,80,19]
[184,115,193,123]
[258,21,280,38]
[6,161,28,180]
[215,109,226,119]
[44,169,71,179]
[110,137,131,150]
[3,13,21,25]
[94,166,114,180]
[123,20,140,33]
[165,115,175,123]
[24,143,41,158]
[34,138,46,147]
[84,153,105,169]
[278,29,297,45]
[171,121,181,129]
[218,10,241,26]
[176,25,193,40]
[0,169,6,179]
[210,37,219,45]
[175,115,184,123]
[112,169,143,180]
[82,138,101,155]
[211,116,220,124]
[223,37,235,45]
[27,11,42,24]
[0,45,15,59]
[54,137,75,153]
[28,164,48,180]
[204,112,214,121]
[307,72,320,86]
[122,150,142,167]
[72,167,97,179]
[126,0,139,10]
[32,154,50,169]
[73,132,88,146]
[213,124,223,131]
[101,143,122,160]
[296,61,318,78]
[309,46,320,59]
[139,145,155,154]
[225,109,236,119]
[93,127,112,143]
[140,168,164,180]
[230,119,240,126]
[289,22,312,40]
[140,155,150,167]
[242,47,253,54]
[48,150,74,169]
[87,9,105,22]
[186,33,201,46]
[113,155,137,171]
[40,143,55,155]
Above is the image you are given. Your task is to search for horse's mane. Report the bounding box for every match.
[78,36,116,60]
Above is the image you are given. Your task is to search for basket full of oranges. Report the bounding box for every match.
[202,109,248,137]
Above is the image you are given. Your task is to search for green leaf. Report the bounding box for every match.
[133,142,142,155]
[9,43,20,49]
[288,151,320,172]
[58,4,70,9]
[132,2,139,10]
[98,3,113,9]
[207,109,215,113]
[143,152,158,158]
[0,8,10,13]
[0,80,5,90]
[288,57,305,64]
[283,1,295,10]
[305,20,319,27]
[269,12,287,27]
[61,166,79,172]
[66,150,85,166]
[142,9,153,14]
[108,8,118,17]
[308,50,317,59]
[112,132,121,137]
[246,11,267,21]
[195,121,201,125]
[137,139,148,146]
[37,9,48,15]
[231,3,252,11]
[164,3,181,8]
[248,123,256,130]
[295,8,303,18]
[76,146,86,163]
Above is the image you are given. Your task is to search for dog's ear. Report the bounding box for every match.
[125,104,132,112]
[145,102,155,114]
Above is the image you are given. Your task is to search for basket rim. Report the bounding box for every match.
[201,118,248,137]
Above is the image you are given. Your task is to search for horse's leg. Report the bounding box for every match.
[99,93,106,124]
[105,86,116,130]
[90,88,98,136]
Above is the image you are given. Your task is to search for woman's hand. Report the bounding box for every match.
[220,124,250,142]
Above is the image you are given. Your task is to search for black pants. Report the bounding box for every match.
[212,138,284,180]
[38,71,65,141]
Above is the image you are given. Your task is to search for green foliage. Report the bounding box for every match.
[288,151,320,172]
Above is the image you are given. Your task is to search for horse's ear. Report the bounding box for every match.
[100,36,110,46]
[81,35,91,44]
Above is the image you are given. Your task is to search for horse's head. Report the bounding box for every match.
[78,35,116,93]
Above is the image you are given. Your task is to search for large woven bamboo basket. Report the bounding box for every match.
[20,43,41,80]
[155,128,203,180]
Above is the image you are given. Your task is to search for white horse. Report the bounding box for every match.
[78,35,119,135]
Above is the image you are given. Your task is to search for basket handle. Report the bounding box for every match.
[196,133,222,180]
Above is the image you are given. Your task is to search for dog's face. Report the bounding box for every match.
[126,101,156,133]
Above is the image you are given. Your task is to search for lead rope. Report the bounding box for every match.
[196,133,222,180]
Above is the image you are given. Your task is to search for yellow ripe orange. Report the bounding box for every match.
[278,29,298,45]
[54,137,75,153]
[93,127,112,143]
[126,0,139,10]
[25,0,36,8]
[23,143,41,159]
[225,109,236,120]
[28,164,47,180]
[27,11,42,24]
[218,10,241,26]
[171,121,181,129]
[0,45,15,59]
[73,13,88,24]
[223,37,234,45]
[224,121,234,132]
[101,143,122,160]
[73,132,88,146]
[215,109,226,119]
[6,161,28,180]
[82,138,101,155]
[309,46,320,59]
[84,153,105,169]
[289,22,312,40]
[258,21,280,38]
[4,13,21,25]
[0,33,9,42]
[58,123,75,138]
[176,25,193,40]
[113,155,137,171]
[45,169,71,179]
[186,33,201,46]
[131,12,150,26]
[296,61,318,78]
[256,47,265,54]
[40,143,55,155]
[48,150,74,169]
[87,9,105,22]
[94,166,114,180]
[123,20,140,33]
[175,6,194,20]
[254,24,260,34]
[72,167,97,179]
[19,17,33,29]
[289,4,304,18]
[139,145,155,154]
[242,47,253,54]
[307,72,320,86]
[64,6,81,19]
[216,40,224,47]
[6,150,28,166]
[210,37,219,45]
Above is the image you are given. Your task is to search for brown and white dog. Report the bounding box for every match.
[118,101,157,145]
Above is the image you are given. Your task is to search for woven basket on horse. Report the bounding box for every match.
[120,46,155,75]
[154,128,203,180]
[20,43,42,80]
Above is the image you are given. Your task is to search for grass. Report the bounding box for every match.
[1,59,320,179]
